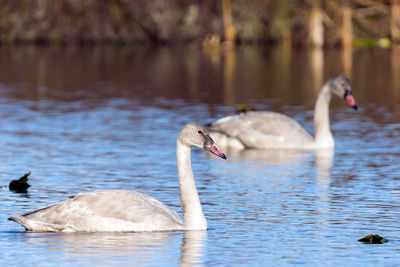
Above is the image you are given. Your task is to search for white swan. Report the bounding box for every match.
[9,123,226,232]
[208,75,357,150]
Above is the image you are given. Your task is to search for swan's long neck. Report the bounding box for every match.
[313,83,334,147]
[176,141,207,230]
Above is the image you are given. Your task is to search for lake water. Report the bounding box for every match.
[0,45,400,266]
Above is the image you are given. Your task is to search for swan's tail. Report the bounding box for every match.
[8,215,64,232]
[8,215,33,231]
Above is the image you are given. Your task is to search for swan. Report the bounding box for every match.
[8,123,226,232]
[208,75,357,150]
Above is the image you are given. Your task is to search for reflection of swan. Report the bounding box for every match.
[9,123,226,232]
[226,149,312,165]
[20,231,179,255]
[17,230,207,265]
[209,75,357,150]
[314,148,334,190]
[180,230,207,267]
[225,148,333,176]
[315,148,334,176]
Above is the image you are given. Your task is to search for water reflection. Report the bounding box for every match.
[20,231,177,255]
[16,230,206,266]
[315,148,334,185]
[342,46,353,79]
[226,149,312,165]
[0,45,399,114]
[392,45,400,117]
[309,47,324,94]
[224,147,333,182]
[223,47,236,106]
[180,231,207,267]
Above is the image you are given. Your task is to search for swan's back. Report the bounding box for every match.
[209,111,314,149]
[9,190,184,232]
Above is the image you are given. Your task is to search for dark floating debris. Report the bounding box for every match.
[9,171,31,193]
[358,234,388,244]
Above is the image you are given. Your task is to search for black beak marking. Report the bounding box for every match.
[343,89,351,99]
[203,134,214,147]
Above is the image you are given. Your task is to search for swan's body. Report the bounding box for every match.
[9,123,226,232]
[10,190,183,232]
[209,75,357,150]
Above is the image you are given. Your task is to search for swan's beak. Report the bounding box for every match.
[203,135,227,160]
[344,89,358,110]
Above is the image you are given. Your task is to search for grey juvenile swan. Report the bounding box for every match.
[9,123,226,232]
[209,75,357,150]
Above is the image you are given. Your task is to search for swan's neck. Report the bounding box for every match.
[176,141,207,230]
[313,84,334,147]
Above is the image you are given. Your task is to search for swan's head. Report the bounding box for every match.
[179,123,227,160]
[328,75,358,110]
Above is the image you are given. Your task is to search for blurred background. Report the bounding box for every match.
[0,0,399,47]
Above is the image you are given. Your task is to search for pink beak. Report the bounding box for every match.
[344,90,358,110]
[203,135,227,160]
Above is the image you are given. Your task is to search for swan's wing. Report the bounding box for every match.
[11,190,183,232]
[209,111,314,149]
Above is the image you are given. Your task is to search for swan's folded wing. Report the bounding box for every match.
[209,111,313,149]
[13,190,183,232]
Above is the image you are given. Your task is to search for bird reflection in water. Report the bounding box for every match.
[17,230,207,266]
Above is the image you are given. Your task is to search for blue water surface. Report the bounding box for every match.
[0,46,399,266]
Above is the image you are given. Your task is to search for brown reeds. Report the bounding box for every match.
[0,0,398,47]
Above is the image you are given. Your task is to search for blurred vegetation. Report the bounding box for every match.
[0,0,399,47]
